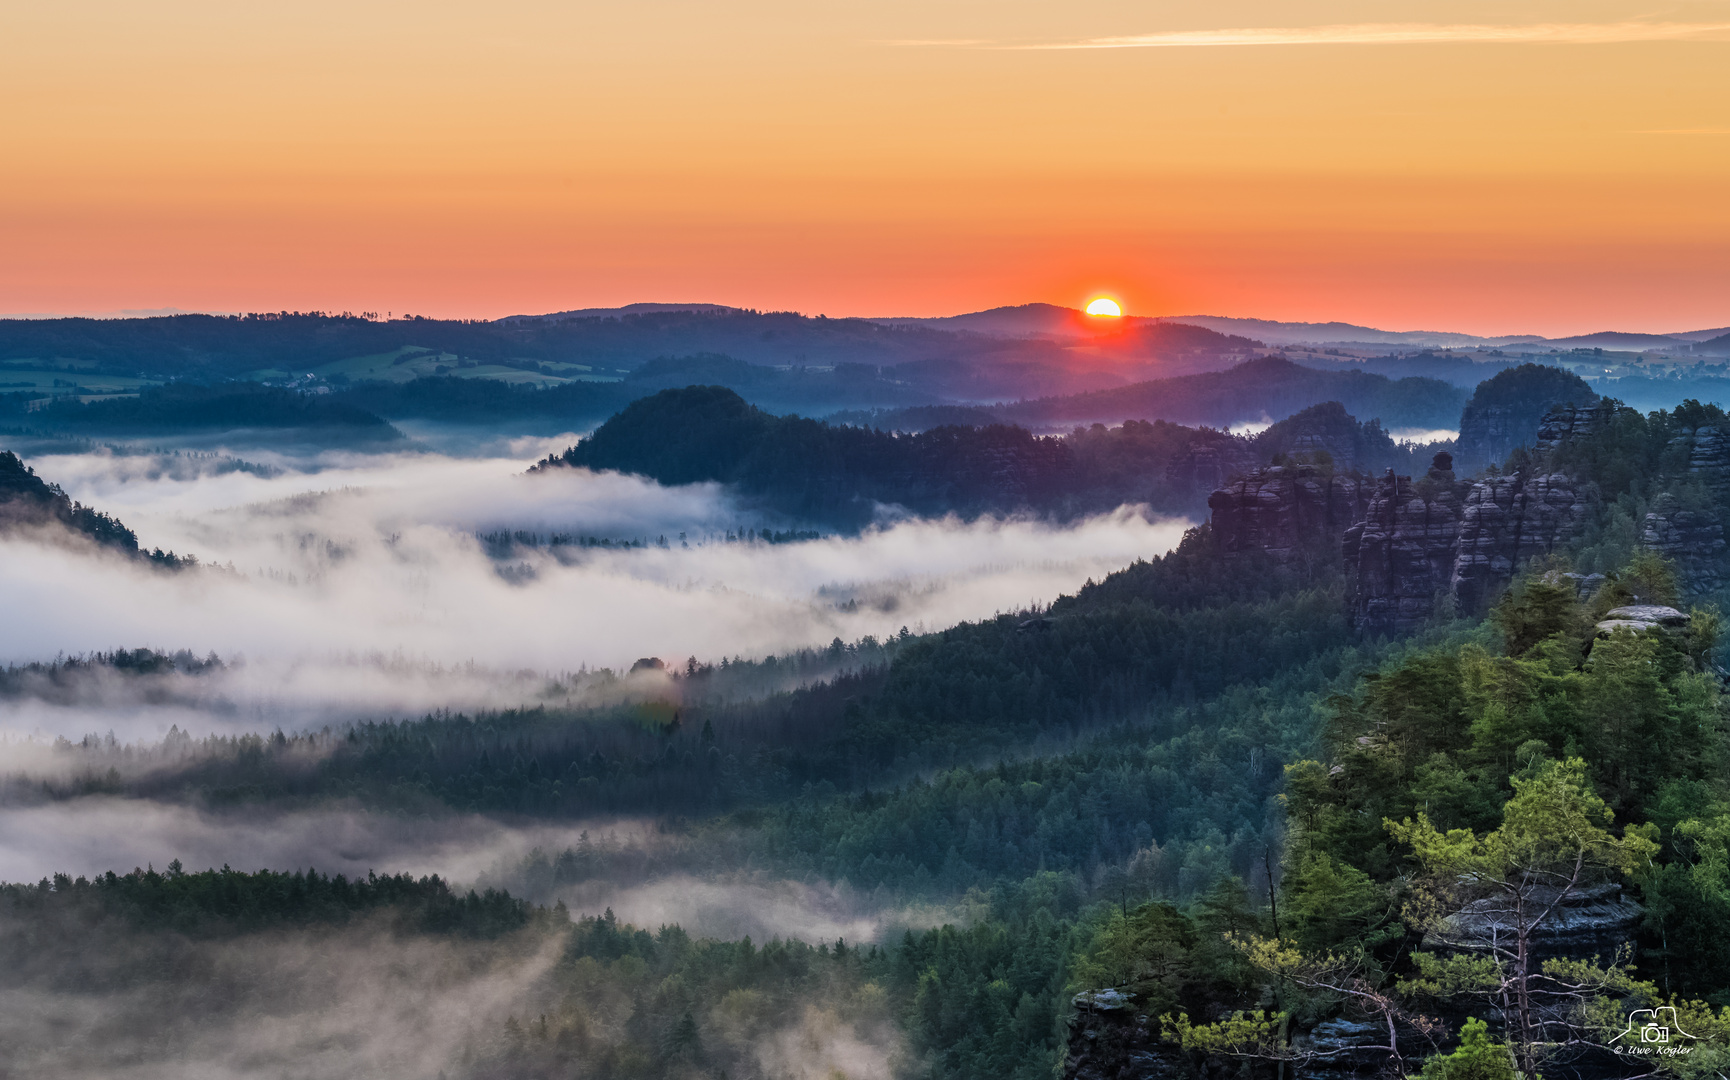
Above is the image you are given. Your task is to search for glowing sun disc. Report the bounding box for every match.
[1085,298,1122,317]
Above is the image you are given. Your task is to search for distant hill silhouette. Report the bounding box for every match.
[0,310,1263,416]
[1000,355,1466,431]
[8,383,399,439]
[500,302,737,322]
[536,384,1442,526]
[1547,331,1692,350]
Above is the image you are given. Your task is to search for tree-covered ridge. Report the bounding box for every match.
[23,580,1356,819]
[1,863,536,938]
[338,372,638,426]
[1152,557,1730,1077]
[535,385,1079,525]
[535,383,1445,525]
[0,310,1259,421]
[0,309,1004,378]
[0,449,191,565]
[5,382,399,436]
[1454,362,1598,472]
[1002,355,1468,431]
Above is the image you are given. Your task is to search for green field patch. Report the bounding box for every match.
[0,368,158,392]
[299,349,621,386]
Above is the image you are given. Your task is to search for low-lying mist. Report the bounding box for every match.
[2,447,1187,738]
[0,884,903,1080]
[0,796,948,945]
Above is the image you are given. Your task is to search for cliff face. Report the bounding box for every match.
[1065,998,1188,1080]
[1642,492,1727,596]
[1344,458,1469,634]
[1673,423,1730,499]
[1533,400,1617,455]
[1207,465,1369,568]
[1449,470,1593,615]
[1204,400,1730,626]
[1340,456,1595,631]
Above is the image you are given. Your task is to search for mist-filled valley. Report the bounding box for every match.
[8,317,1730,1080]
[14,0,1730,1061]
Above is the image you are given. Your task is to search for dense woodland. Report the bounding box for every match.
[2,382,401,438]
[8,372,1730,1079]
[6,321,1467,447]
[0,309,1262,420]
[535,384,1447,525]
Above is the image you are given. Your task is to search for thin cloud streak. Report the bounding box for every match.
[940,21,1730,51]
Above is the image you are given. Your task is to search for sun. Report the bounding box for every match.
[1085,297,1122,317]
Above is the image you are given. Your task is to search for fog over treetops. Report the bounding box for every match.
[5,352,1729,1080]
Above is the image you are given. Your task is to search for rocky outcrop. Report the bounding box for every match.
[1065,993,1187,1080]
[1208,465,1370,568]
[1532,400,1619,457]
[1641,494,1728,596]
[1425,882,1643,959]
[1542,570,1608,600]
[1450,471,1593,615]
[1065,994,1426,1080]
[1596,604,1690,636]
[1670,424,1730,499]
[1205,398,1730,627]
[1344,454,1469,634]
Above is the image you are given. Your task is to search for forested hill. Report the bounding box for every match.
[535,385,1079,525]
[536,386,1443,525]
[0,450,191,565]
[1001,355,1467,430]
[5,383,400,439]
[0,309,1258,383]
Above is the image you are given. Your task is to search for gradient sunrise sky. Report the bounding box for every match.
[3,0,1727,335]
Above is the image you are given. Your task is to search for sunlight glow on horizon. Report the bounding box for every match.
[1085,298,1123,317]
[1,1,1727,334]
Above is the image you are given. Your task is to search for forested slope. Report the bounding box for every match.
[13,390,1730,1080]
[0,450,190,564]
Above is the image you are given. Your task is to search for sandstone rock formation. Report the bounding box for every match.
[1207,465,1369,568]
[1203,398,1730,629]
[1344,454,1468,634]
[1669,423,1730,500]
[1424,882,1643,959]
[1450,470,1593,615]
[1531,399,1619,457]
[1640,494,1727,596]
[1063,1004,1185,1080]
[1595,604,1690,635]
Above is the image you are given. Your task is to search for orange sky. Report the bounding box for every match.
[2,0,1728,335]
